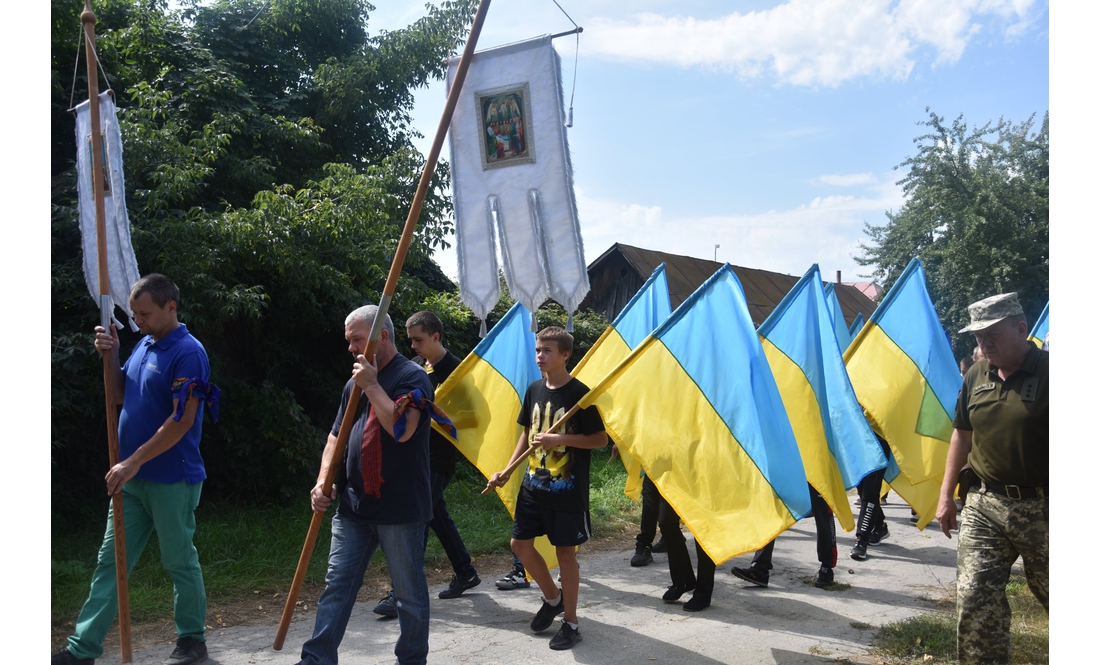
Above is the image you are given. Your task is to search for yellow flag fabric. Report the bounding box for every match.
[432,303,558,568]
[578,266,811,564]
[572,263,672,502]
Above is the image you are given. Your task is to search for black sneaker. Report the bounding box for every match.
[51,648,94,665]
[495,564,531,590]
[731,565,769,588]
[438,571,481,599]
[630,544,653,567]
[548,620,582,650]
[869,525,890,546]
[661,582,696,603]
[372,589,398,617]
[164,636,208,665]
[850,540,868,561]
[682,594,710,612]
[651,537,668,553]
[530,590,565,632]
[814,566,834,588]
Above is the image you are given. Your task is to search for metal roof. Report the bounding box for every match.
[582,243,878,327]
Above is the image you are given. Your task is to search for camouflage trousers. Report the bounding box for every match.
[956,486,1048,664]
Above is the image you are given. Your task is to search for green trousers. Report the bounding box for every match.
[67,479,206,660]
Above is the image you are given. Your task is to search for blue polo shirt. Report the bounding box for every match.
[118,323,210,484]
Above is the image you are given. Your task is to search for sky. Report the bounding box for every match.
[365,0,1049,285]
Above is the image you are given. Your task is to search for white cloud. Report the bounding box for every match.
[574,181,905,282]
[585,0,1037,86]
[813,172,878,187]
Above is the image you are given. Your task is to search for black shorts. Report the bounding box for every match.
[512,494,591,547]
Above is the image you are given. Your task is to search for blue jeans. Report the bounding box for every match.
[425,471,475,577]
[299,509,429,665]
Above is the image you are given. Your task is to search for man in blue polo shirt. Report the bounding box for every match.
[54,274,216,665]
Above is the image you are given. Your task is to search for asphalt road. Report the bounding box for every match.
[116,497,958,664]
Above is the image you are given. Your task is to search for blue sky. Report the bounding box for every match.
[367,0,1049,285]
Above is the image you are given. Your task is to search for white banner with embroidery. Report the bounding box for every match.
[74,92,141,330]
[447,35,589,332]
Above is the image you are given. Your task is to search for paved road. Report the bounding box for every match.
[117,498,958,664]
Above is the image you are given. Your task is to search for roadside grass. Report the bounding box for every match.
[52,447,635,628]
[868,573,1048,664]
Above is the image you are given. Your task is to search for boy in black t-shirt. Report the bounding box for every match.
[488,327,606,651]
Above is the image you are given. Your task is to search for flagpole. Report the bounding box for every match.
[81,1,132,662]
[273,0,494,650]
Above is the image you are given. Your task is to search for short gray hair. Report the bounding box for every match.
[345,304,394,340]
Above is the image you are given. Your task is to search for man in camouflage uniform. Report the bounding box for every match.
[937,293,1048,664]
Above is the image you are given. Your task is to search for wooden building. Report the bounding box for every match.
[578,243,879,327]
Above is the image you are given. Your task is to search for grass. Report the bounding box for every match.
[802,576,851,592]
[869,574,1048,664]
[51,448,636,628]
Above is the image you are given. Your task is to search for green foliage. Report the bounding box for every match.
[857,109,1049,356]
[871,612,958,661]
[51,0,478,513]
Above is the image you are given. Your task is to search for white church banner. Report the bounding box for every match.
[74,92,141,330]
[447,35,589,332]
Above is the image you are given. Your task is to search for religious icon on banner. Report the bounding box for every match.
[476,83,535,170]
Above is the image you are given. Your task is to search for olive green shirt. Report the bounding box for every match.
[953,344,1048,487]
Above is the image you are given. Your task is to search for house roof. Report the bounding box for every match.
[582,243,879,327]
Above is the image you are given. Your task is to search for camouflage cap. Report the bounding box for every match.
[959,292,1024,333]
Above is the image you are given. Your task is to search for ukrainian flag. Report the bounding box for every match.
[578,265,811,563]
[848,312,865,341]
[844,258,961,528]
[823,282,853,351]
[573,263,671,501]
[1028,302,1048,348]
[432,302,558,566]
[759,265,887,532]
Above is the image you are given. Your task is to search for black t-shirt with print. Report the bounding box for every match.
[517,376,605,512]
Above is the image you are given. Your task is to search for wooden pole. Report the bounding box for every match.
[81,1,132,662]
[273,0,494,650]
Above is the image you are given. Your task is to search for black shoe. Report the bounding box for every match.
[651,537,668,553]
[869,525,890,546]
[548,620,582,650]
[439,571,481,599]
[814,566,834,588]
[683,594,711,612]
[530,590,565,632]
[372,590,398,617]
[850,540,868,561]
[163,637,208,665]
[662,582,696,603]
[495,564,531,590]
[731,565,769,588]
[630,544,654,567]
[52,648,94,665]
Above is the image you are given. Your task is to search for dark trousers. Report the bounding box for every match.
[636,474,659,548]
[855,468,886,543]
[752,484,837,570]
[424,471,476,576]
[659,494,716,600]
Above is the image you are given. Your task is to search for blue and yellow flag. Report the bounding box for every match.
[432,302,558,567]
[823,282,853,351]
[1028,302,1048,348]
[573,263,671,501]
[579,265,811,563]
[848,312,865,341]
[843,258,962,529]
[759,265,887,532]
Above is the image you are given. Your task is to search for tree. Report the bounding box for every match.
[857,109,1049,356]
[51,0,479,516]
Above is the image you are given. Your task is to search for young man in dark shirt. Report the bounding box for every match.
[488,326,607,651]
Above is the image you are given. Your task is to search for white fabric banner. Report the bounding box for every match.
[447,35,589,331]
[74,92,141,330]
